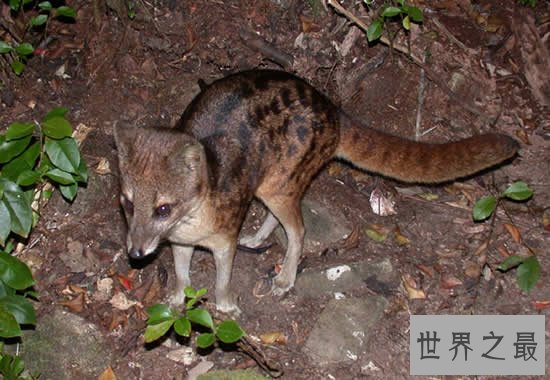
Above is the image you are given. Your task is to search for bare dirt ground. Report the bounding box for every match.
[1,0,549,379]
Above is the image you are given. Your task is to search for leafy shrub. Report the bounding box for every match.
[473,181,539,291]
[364,0,423,42]
[145,287,245,349]
[0,1,76,75]
[0,108,87,336]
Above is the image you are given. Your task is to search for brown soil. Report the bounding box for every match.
[1,0,549,379]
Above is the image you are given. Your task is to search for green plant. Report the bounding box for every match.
[518,0,537,7]
[0,1,76,75]
[364,0,423,42]
[473,181,539,291]
[0,342,37,380]
[0,107,87,376]
[145,287,245,349]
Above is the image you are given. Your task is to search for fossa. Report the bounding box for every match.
[114,70,518,314]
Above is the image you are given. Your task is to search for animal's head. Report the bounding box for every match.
[113,125,209,259]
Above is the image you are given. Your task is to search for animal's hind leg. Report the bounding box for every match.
[239,211,279,248]
[261,196,304,295]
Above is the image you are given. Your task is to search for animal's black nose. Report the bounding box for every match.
[128,247,145,259]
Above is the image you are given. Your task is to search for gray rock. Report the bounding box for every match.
[275,197,351,253]
[304,296,388,366]
[295,258,395,298]
[21,309,114,380]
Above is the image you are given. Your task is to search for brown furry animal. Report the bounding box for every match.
[114,70,518,314]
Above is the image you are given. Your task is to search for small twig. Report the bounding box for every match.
[414,57,426,140]
[431,17,475,55]
[239,30,294,69]
[325,0,492,121]
[237,336,284,378]
[325,0,423,65]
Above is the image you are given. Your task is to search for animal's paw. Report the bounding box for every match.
[216,300,242,318]
[238,234,264,249]
[271,275,293,296]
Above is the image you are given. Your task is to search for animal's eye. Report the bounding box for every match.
[154,204,172,218]
[120,195,134,216]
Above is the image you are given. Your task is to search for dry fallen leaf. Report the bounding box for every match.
[109,309,129,331]
[402,274,426,300]
[369,188,396,216]
[416,264,434,278]
[117,273,133,291]
[503,223,522,243]
[98,366,117,380]
[365,224,389,242]
[259,331,288,345]
[464,261,481,278]
[543,211,550,231]
[59,293,85,313]
[440,274,463,289]
[337,225,360,250]
[394,226,410,246]
[95,157,111,175]
[515,129,531,145]
[110,292,140,311]
[533,300,550,311]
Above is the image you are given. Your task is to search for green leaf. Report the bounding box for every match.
[405,6,423,22]
[382,6,401,17]
[31,14,48,26]
[497,255,525,271]
[0,202,11,246]
[0,294,36,325]
[11,60,25,75]
[2,185,33,238]
[43,107,69,122]
[143,320,174,343]
[196,333,216,348]
[187,308,214,330]
[38,1,52,10]
[0,41,13,53]
[23,141,41,167]
[55,6,76,18]
[5,122,34,141]
[402,15,411,31]
[146,304,178,325]
[0,280,16,298]
[216,320,245,344]
[45,168,76,185]
[0,306,21,338]
[367,19,383,42]
[472,196,497,221]
[174,317,191,337]
[184,286,197,299]
[42,116,72,139]
[45,137,80,173]
[15,43,34,57]
[8,0,22,12]
[195,288,207,298]
[502,181,533,201]
[76,157,88,183]
[0,251,35,290]
[365,228,387,242]
[2,158,30,183]
[16,170,41,187]
[0,135,32,163]
[60,183,78,201]
[517,256,540,292]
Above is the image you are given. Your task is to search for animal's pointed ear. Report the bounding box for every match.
[113,124,133,162]
[170,140,207,175]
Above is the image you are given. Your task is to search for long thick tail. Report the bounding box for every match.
[336,112,519,183]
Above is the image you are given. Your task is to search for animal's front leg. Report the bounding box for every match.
[169,244,194,305]
[212,240,241,316]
